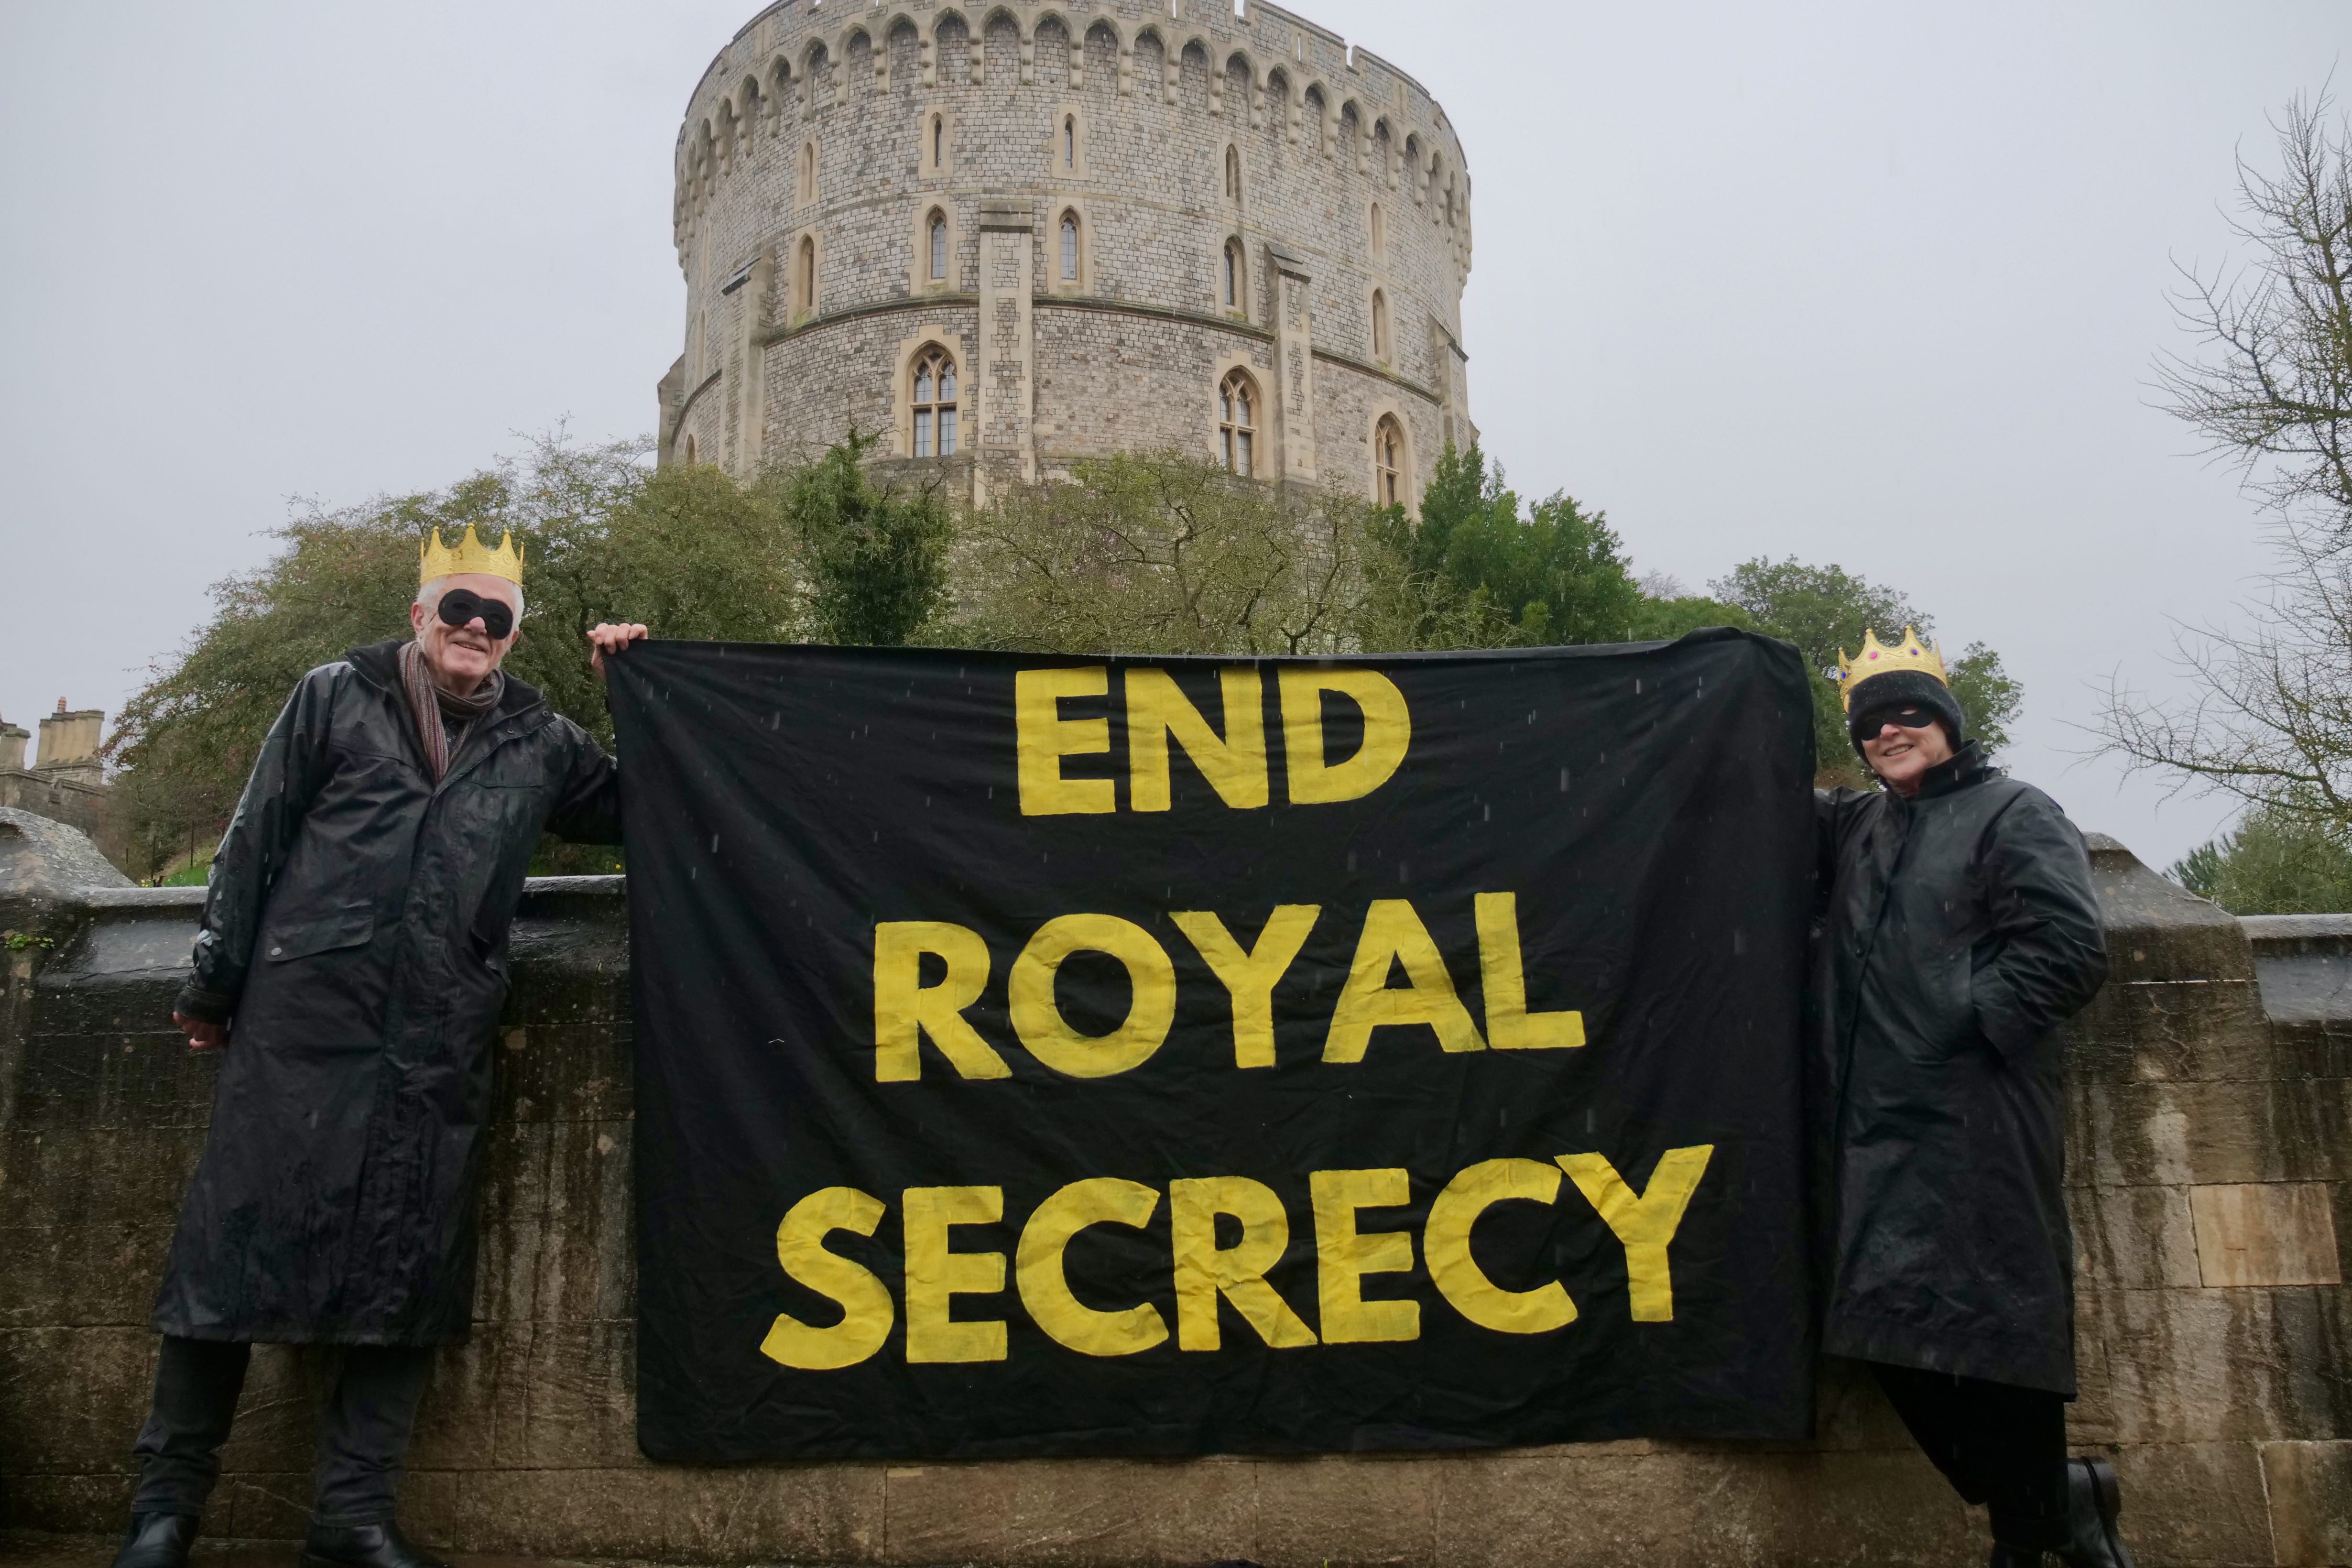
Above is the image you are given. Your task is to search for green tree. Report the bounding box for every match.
[1371,445,1645,648]
[1711,556,2024,782]
[107,436,807,879]
[781,427,952,647]
[2169,800,2352,913]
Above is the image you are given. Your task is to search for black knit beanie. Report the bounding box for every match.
[1846,669,1965,756]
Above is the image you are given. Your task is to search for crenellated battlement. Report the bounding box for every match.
[661,0,1475,514]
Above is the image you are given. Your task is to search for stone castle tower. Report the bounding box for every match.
[661,0,1473,510]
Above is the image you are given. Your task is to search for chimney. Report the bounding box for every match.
[35,700,105,782]
[0,718,27,772]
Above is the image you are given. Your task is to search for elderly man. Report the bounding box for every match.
[1816,631,2126,1568]
[114,528,647,1568]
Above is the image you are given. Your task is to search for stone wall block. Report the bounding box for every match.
[2189,1182,2343,1288]
[0,1221,174,1327]
[2101,1440,2277,1568]
[1252,1453,1437,1568]
[2088,1286,2350,1443]
[2069,1182,2203,1292]
[11,1030,219,1131]
[0,1125,204,1232]
[2065,979,2272,1084]
[0,1327,157,1473]
[508,1318,639,1469]
[492,1018,632,1123]
[1431,1448,1974,1568]
[2268,1016,2352,1082]
[0,1471,135,1534]
[535,1116,635,1325]
[2260,1437,2352,1567]
[2079,1078,2352,1188]
[468,1120,552,1327]
[399,1330,519,1472]
[430,1462,886,1562]
[881,1457,1257,1567]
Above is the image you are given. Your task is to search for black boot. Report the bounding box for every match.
[110,1513,198,1568]
[2055,1457,2139,1568]
[300,1521,449,1568]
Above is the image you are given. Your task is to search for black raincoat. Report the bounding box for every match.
[1815,742,2107,1394]
[160,639,620,1344]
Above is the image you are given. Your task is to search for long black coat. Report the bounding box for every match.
[160,639,620,1345]
[1815,743,2107,1394]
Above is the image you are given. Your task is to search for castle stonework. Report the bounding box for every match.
[661,0,1474,507]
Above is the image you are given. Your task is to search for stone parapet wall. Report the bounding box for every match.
[2,841,2346,1567]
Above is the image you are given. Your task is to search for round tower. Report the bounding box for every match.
[664,0,1472,509]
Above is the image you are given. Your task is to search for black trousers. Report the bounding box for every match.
[1873,1362,2071,1551]
[130,1336,436,1527]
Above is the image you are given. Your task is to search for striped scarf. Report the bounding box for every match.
[400,640,504,783]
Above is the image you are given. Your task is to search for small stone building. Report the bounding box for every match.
[0,699,120,870]
[660,0,1474,507]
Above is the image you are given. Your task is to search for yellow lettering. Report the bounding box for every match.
[873,922,1008,1082]
[1279,668,1411,805]
[1557,1146,1715,1322]
[1474,893,1584,1051]
[1310,1167,1420,1343]
[1016,667,1115,816]
[1126,668,1270,811]
[1016,1177,1170,1357]
[1170,1176,1318,1350]
[1008,914,1178,1078]
[903,1185,1009,1362]
[760,1187,896,1370]
[1323,900,1486,1062]
[1425,1159,1576,1335]
[1170,905,1320,1068]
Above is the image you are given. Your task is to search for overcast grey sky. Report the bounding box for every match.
[2,1,2342,868]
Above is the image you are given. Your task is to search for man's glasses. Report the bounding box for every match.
[436,589,515,640]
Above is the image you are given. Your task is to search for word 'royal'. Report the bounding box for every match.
[762,1149,1716,1371]
[874,893,1580,1081]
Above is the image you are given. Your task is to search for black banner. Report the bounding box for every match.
[610,632,1817,1462]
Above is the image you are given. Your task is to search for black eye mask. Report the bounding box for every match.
[436,588,515,640]
[1856,704,1938,735]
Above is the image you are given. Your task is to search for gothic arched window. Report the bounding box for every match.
[1060,211,1080,282]
[1225,144,1241,202]
[797,235,817,313]
[798,141,817,205]
[1370,202,1385,260]
[1371,289,1391,361]
[1223,239,1244,312]
[929,210,948,281]
[913,346,958,457]
[1219,369,1258,478]
[1064,114,1077,171]
[932,114,945,170]
[1374,415,1405,508]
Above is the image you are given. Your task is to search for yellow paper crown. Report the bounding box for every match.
[1827,627,1948,711]
[419,525,525,588]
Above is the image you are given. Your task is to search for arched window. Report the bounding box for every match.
[682,432,698,465]
[1060,211,1080,282]
[1370,202,1385,260]
[929,210,948,281]
[932,114,945,169]
[1374,416,1405,507]
[1371,290,1391,361]
[797,236,817,312]
[798,142,817,205]
[1218,369,1257,478]
[1225,144,1241,201]
[1063,114,1077,171]
[1223,239,1244,312]
[912,346,958,457]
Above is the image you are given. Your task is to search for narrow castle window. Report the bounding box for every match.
[1375,416,1405,507]
[1225,144,1241,201]
[913,347,959,457]
[1219,369,1257,478]
[797,236,817,313]
[798,141,817,205]
[1064,115,1077,170]
[1061,212,1080,281]
[1223,239,1244,312]
[929,211,948,281]
[933,114,945,169]
[1370,202,1385,259]
[1371,290,1391,361]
